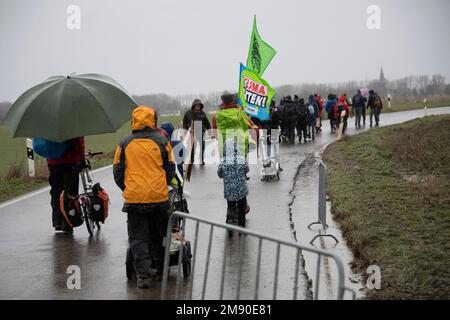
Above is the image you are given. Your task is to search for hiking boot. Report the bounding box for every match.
[54,221,62,231]
[137,277,151,289]
[62,228,73,234]
[61,220,73,234]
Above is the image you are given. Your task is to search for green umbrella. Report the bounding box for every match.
[4,73,138,142]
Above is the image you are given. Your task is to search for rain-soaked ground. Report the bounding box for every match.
[0,107,449,300]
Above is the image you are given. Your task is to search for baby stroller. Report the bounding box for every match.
[125,175,192,279]
[260,129,281,181]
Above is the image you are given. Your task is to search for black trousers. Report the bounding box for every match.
[127,204,169,278]
[296,122,307,142]
[370,108,380,126]
[48,164,80,228]
[284,122,296,144]
[343,115,349,133]
[355,107,363,128]
[361,107,366,125]
[227,197,247,226]
[190,140,206,164]
[328,115,335,131]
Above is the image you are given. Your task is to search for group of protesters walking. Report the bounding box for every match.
[274,89,384,143]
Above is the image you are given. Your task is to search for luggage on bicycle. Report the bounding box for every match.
[33,138,69,160]
[89,183,109,222]
[59,191,83,227]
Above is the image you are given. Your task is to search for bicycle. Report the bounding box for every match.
[79,151,104,236]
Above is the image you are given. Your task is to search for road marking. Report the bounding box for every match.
[0,165,112,210]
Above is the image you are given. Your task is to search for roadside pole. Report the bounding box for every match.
[26,138,35,178]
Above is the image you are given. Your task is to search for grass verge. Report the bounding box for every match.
[0,152,116,203]
[323,114,450,299]
[383,98,450,113]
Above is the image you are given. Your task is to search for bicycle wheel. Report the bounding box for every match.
[83,205,94,236]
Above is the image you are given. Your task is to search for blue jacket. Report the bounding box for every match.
[161,122,185,177]
[326,98,336,114]
[307,95,319,123]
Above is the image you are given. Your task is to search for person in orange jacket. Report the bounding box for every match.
[113,106,175,289]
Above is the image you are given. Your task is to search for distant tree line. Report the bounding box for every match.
[1,74,449,122]
[273,74,450,102]
[133,91,224,115]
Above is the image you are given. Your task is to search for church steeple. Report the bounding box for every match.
[380,66,385,82]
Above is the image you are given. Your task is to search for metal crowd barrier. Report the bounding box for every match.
[161,211,355,300]
[308,161,339,244]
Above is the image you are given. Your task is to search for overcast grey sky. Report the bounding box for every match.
[0,0,449,101]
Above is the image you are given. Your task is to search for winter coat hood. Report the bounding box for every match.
[191,99,204,110]
[131,106,157,131]
[160,122,174,138]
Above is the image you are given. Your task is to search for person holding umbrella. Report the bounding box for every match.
[47,137,85,233]
[4,74,138,232]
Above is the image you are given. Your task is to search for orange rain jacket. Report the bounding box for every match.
[113,106,175,205]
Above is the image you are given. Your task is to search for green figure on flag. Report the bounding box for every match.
[246,16,277,77]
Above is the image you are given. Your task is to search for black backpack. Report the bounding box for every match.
[89,183,109,223]
[60,191,83,228]
[284,102,296,119]
[353,95,361,107]
[298,105,308,123]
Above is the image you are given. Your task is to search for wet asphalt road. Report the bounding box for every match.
[1,107,449,300]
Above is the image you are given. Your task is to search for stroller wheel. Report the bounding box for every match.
[182,242,192,278]
[125,247,135,279]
